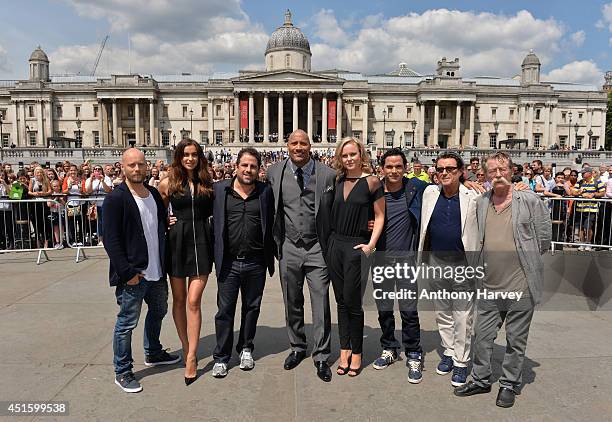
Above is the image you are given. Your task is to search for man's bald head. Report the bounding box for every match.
[288,129,310,144]
[287,129,311,167]
[122,148,147,185]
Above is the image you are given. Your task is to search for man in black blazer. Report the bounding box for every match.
[211,148,276,378]
[103,148,179,393]
[266,129,337,382]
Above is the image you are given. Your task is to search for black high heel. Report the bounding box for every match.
[336,355,352,376]
[184,357,198,386]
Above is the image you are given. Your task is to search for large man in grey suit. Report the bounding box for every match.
[266,129,336,382]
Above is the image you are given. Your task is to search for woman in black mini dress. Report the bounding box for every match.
[327,137,385,376]
[159,139,213,384]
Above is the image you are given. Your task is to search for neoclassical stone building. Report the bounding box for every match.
[0,10,608,151]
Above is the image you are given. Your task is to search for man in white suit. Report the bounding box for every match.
[418,151,479,387]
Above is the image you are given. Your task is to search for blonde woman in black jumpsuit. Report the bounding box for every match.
[327,137,385,377]
[159,139,213,385]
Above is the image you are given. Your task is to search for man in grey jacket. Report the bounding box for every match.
[455,151,551,408]
[266,129,337,382]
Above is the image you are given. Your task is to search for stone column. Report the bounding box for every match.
[37,100,44,145]
[527,104,534,147]
[234,93,240,143]
[112,100,118,146]
[135,100,141,145]
[307,92,313,140]
[224,98,231,144]
[322,94,328,143]
[469,102,475,148]
[543,103,550,148]
[518,104,525,139]
[96,100,103,146]
[346,100,353,136]
[149,99,155,145]
[45,100,53,145]
[362,98,368,144]
[208,97,214,144]
[248,93,254,142]
[11,101,19,146]
[432,101,440,147]
[454,101,461,147]
[550,105,557,146]
[292,92,298,132]
[419,102,425,146]
[336,93,343,140]
[278,94,284,142]
[263,92,269,143]
[20,102,26,146]
[586,107,593,148]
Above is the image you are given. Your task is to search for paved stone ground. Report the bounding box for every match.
[0,249,611,421]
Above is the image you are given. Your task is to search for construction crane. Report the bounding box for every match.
[91,35,109,76]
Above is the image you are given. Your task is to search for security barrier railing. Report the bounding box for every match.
[62,196,105,262]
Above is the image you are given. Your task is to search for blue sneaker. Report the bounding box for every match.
[372,349,399,370]
[406,352,423,384]
[436,355,454,375]
[451,366,468,387]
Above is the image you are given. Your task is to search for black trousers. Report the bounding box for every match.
[213,256,267,364]
[0,210,14,249]
[327,234,369,355]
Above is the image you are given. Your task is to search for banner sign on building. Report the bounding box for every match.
[240,100,249,128]
[328,100,336,130]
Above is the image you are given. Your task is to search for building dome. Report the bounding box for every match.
[265,10,311,55]
[522,50,540,67]
[29,46,49,62]
[387,63,421,77]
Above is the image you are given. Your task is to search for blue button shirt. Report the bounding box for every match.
[429,192,464,252]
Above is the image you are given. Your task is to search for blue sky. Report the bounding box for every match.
[1,0,611,86]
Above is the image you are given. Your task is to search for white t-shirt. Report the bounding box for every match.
[132,191,162,281]
[85,176,113,196]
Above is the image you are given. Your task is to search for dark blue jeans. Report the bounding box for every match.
[113,278,169,375]
[213,257,267,364]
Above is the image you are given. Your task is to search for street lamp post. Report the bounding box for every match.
[160,120,165,147]
[172,133,176,148]
[189,108,193,136]
[574,122,579,150]
[587,129,593,150]
[390,128,395,149]
[382,109,386,147]
[568,111,573,148]
[26,125,30,147]
[0,113,4,148]
[493,120,499,149]
[75,119,82,148]
[399,135,403,149]
[411,120,417,147]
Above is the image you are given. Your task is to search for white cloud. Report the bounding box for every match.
[0,44,10,73]
[542,61,604,86]
[311,9,565,77]
[570,30,586,47]
[311,9,348,47]
[599,2,612,31]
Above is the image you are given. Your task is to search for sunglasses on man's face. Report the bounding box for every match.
[435,166,458,174]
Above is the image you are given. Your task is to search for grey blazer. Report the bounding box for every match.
[475,189,552,304]
[266,157,336,258]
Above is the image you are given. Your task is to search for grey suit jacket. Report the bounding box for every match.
[267,157,336,258]
[475,189,552,304]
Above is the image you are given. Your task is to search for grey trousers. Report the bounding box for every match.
[279,239,331,362]
[471,297,535,392]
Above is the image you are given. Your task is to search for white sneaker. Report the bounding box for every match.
[239,349,255,371]
[584,246,593,251]
[578,246,585,251]
[212,362,228,378]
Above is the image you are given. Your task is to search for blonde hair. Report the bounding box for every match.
[333,137,371,179]
[33,166,51,192]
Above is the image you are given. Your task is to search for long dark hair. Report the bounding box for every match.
[168,138,213,197]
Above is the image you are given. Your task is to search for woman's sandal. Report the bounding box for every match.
[347,366,363,377]
[336,355,352,375]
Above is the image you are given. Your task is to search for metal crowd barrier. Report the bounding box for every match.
[62,196,106,262]
[0,197,66,264]
[546,196,612,252]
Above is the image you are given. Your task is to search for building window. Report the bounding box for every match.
[1,134,9,148]
[29,131,37,146]
[491,108,497,119]
[74,131,82,147]
[285,54,291,68]
[561,112,567,123]
[55,131,65,138]
[509,108,515,119]
[403,131,413,147]
[534,133,541,149]
[578,113,583,122]
[75,106,81,118]
[215,131,223,145]
[575,136,583,150]
[162,131,170,146]
[269,55,274,70]
[28,105,35,118]
[535,108,541,120]
[93,105,98,118]
[216,104,222,117]
[387,106,393,118]
[163,105,169,118]
[507,133,515,140]
[489,133,497,149]
[182,106,188,118]
[93,131,100,147]
[368,131,375,144]
[385,131,393,147]
[590,136,598,150]
[128,105,134,118]
[0,108,6,119]
[354,105,360,118]
[201,105,207,117]
[200,131,208,144]
[353,131,361,140]
[56,106,63,118]
[406,107,412,119]
[559,136,567,148]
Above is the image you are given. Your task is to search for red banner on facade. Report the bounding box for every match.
[328,100,336,130]
[240,99,248,128]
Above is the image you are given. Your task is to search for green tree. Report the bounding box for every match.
[607,92,612,150]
